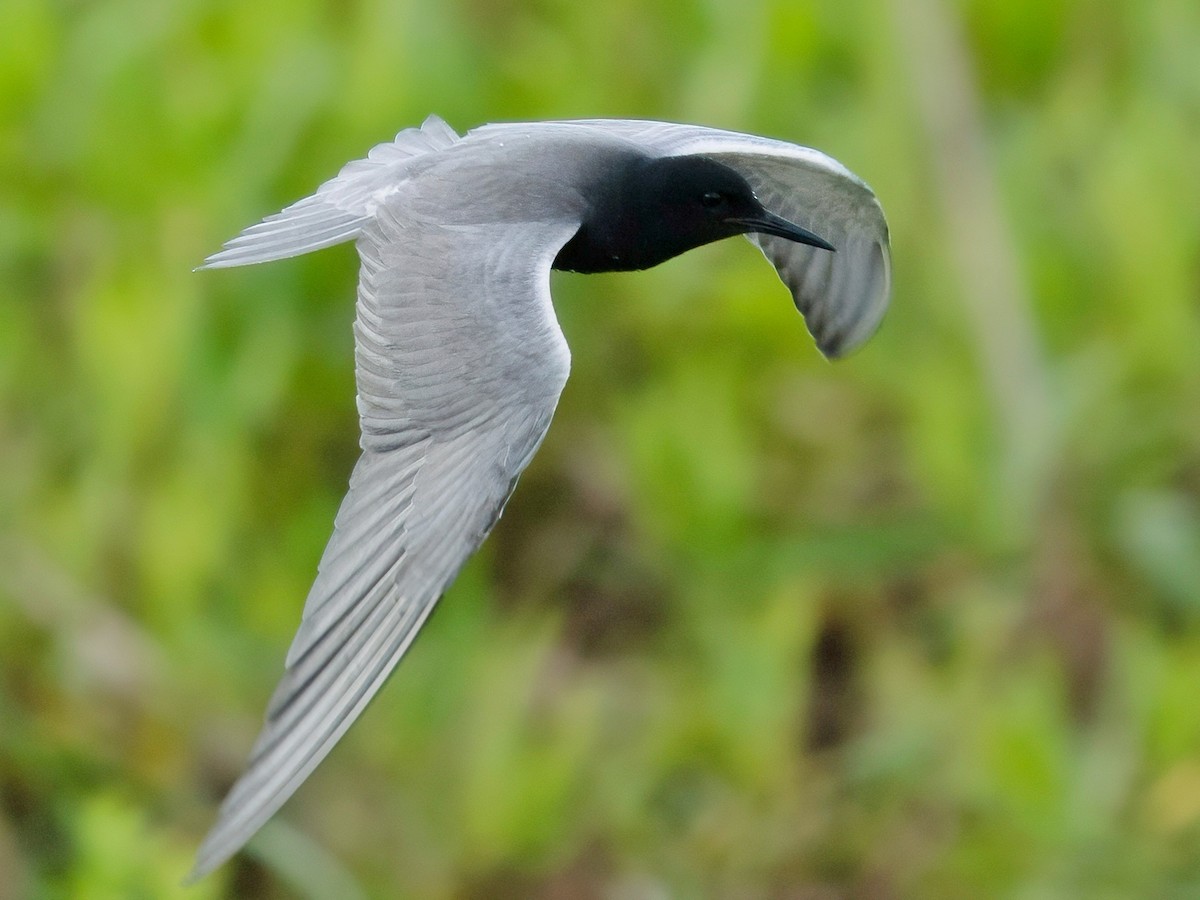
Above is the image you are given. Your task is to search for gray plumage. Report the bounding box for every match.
[189,115,891,880]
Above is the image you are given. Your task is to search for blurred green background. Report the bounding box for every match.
[2,0,1199,896]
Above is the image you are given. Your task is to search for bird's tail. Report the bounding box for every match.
[197,114,460,270]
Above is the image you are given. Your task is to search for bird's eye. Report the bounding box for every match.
[701,191,724,208]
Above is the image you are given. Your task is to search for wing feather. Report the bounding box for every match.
[187,199,578,881]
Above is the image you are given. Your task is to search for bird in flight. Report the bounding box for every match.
[190,115,891,879]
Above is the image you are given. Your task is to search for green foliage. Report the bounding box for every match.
[2,0,1198,896]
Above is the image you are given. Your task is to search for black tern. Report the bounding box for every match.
[189,115,891,879]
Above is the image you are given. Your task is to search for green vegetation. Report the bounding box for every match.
[2,0,1198,896]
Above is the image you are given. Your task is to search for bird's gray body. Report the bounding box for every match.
[190,115,891,879]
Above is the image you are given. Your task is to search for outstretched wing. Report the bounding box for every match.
[491,120,891,358]
[188,200,579,880]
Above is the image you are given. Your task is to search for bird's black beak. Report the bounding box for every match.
[729,211,837,252]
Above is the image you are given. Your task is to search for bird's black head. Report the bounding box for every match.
[553,154,835,274]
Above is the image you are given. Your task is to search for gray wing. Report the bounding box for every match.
[729,151,889,358]
[188,204,578,881]
[477,120,891,358]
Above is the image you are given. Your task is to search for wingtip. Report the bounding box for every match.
[814,328,860,360]
[815,340,845,361]
[812,304,886,360]
[181,856,214,887]
[814,235,892,360]
[193,251,240,271]
[183,827,243,886]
